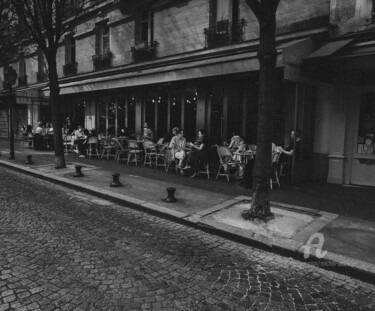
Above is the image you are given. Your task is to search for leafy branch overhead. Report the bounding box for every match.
[9,0,99,62]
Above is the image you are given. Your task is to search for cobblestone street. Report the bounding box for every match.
[0,168,374,311]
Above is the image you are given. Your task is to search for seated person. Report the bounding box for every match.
[142,123,154,142]
[277,129,301,176]
[118,127,129,138]
[228,131,245,151]
[163,126,179,144]
[72,125,88,157]
[183,129,210,178]
[169,129,187,170]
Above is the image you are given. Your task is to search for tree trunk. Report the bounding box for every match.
[48,55,66,169]
[242,9,277,222]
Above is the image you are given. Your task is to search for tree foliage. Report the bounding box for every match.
[7,0,99,168]
[0,0,27,66]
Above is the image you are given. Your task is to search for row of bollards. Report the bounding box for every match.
[24,157,177,203]
[73,166,177,202]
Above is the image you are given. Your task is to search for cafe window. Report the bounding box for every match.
[357,93,375,155]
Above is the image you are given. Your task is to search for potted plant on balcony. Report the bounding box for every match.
[131,41,159,62]
[92,51,113,71]
[63,62,78,76]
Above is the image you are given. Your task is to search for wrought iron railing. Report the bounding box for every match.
[92,52,113,71]
[36,71,48,82]
[131,41,158,63]
[204,19,246,48]
[18,75,28,86]
[63,62,78,76]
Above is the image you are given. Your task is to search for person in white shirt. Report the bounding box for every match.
[169,129,187,170]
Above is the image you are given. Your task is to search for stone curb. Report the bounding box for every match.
[1,159,375,285]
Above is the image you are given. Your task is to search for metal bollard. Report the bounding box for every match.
[164,187,177,203]
[110,173,122,187]
[73,165,84,177]
[25,155,33,164]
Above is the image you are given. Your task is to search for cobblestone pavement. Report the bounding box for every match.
[1,168,374,311]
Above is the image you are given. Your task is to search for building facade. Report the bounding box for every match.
[5,0,374,186]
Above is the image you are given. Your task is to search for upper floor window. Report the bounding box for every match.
[95,22,110,56]
[131,8,158,62]
[136,8,154,44]
[205,0,244,48]
[211,0,239,27]
[93,22,112,70]
[18,57,27,86]
[64,34,77,76]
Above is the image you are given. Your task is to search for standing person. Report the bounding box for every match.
[142,123,154,142]
[169,128,187,171]
[183,129,210,178]
[33,122,45,150]
[277,129,301,177]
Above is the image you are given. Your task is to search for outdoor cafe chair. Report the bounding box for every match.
[143,140,158,167]
[63,135,72,154]
[127,140,143,166]
[111,138,129,164]
[216,145,240,182]
[86,136,100,159]
[197,146,217,179]
[23,133,34,149]
[101,137,117,160]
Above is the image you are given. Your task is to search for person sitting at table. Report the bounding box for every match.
[47,123,54,135]
[163,126,179,144]
[72,125,88,157]
[169,128,187,171]
[228,131,245,151]
[118,127,130,138]
[182,129,210,179]
[142,123,154,142]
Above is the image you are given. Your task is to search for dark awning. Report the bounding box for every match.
[301,39,355,82]
[303,39,353,60]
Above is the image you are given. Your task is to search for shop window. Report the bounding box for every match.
[18,57,27,86]
[63,34,77,76]
[93,22,112,71]
[204,0,244,48]
[357,93,375,155]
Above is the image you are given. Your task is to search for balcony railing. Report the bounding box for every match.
[204,19,246,49]
[131,41,158,63]
[92,52,113,71]
[18,75,28,86]
[63,62,78,76]
[36,71,48,83]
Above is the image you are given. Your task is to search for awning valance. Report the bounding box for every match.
[42,49,277,96]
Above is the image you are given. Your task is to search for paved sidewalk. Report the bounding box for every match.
[1,139,375,284]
